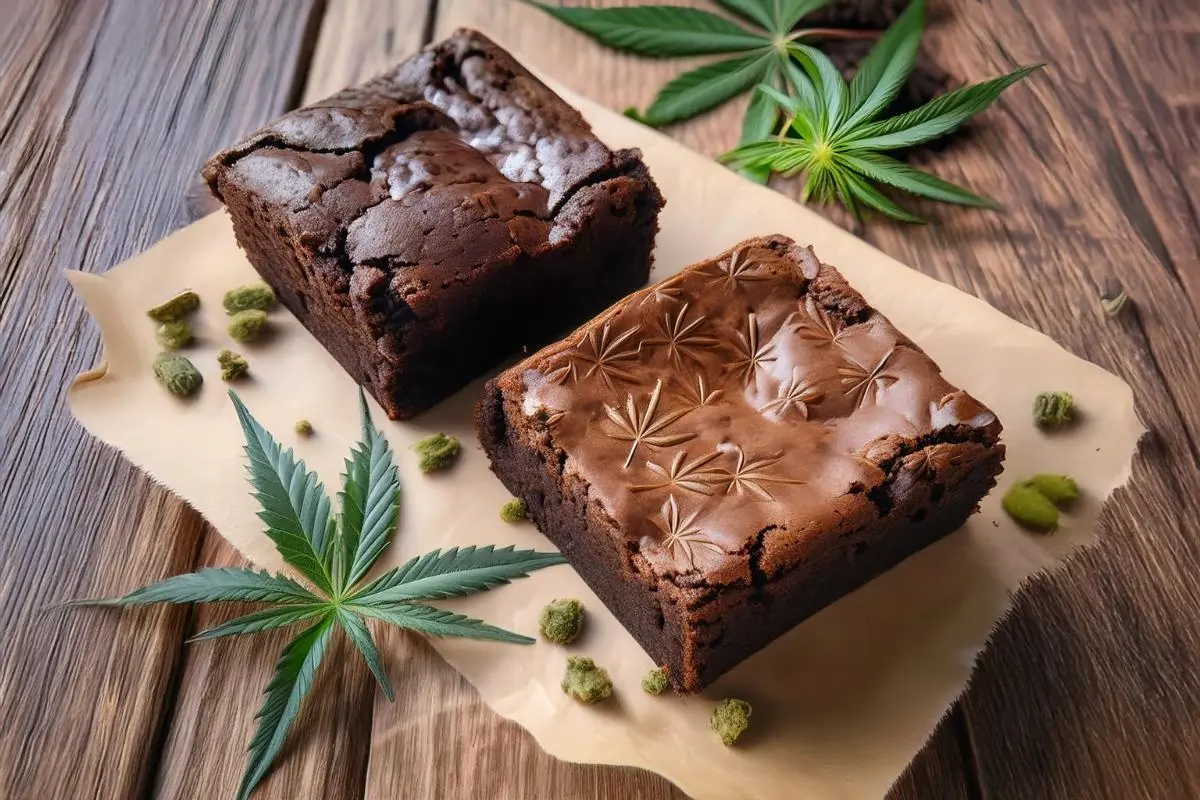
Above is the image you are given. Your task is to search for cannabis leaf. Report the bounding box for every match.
[720,0,1043,221]
[525,0,854,181]
[68,388,565,799]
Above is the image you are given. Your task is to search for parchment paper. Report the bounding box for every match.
[67,91,1143,800]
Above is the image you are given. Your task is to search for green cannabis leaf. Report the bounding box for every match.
[69,388,565,799]
[525,0,852,182]
[721,0,1042,221]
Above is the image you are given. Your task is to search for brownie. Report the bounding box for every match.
[203,30,663,419]
[477,236,1005,693]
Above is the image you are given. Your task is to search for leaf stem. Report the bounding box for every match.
[790,28,882,42]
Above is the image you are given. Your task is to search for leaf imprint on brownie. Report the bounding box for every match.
[699,248,771,291]
[632,450,724,495]
[639,280,685,307]
[760,367,824,420]
[642,302,719,367]
[794,296,846,346]
[604,380,696,468]
[674,374,725,410]
[718,447,803,501]
[728,313,777,387]
[839,346,899,409]
[545,323,642,391]
[903,444,962,478]
[654,495,722,569]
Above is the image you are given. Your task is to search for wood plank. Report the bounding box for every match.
[152,3,436,797]
[152,537,377,799]
[0,0,326,796]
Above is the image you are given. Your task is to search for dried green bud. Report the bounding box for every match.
[539,598,584,645]
[413,433,460,473]
[561,656,612,705]
[152,353,202,397]
[155,319,192,350]
[1001,482,1060,533]
[227,309,268,342]
[641,667,670,696]
[147,290,200,322]
[1028,473,1079,505]
[217,349,249,381]
[711,698,752,747]
[223,282,276,314]
[499,498,528,523]
[294,419,314,437]
[1033,391,1073,428]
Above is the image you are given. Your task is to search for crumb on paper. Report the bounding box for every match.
[294,419,314,437]
[413,433,460,473]
[228,309,268,342]
[641,667,670,696]
[217,350,249,381]
[155,319,193,350]
[223,282,276,314]
[539,598,584,645]
[499,498,528,523]
[562,656,612,704]
[153,352,202,397]
[711,698,752,746]
[146,290,200,323]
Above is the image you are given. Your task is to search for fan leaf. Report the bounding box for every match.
[338,609,394,701]
[524,2,770,56]
[350,546,566,605]
[773,0,836,32]
[842,0,925,131]
[642,51,774,126]
[190,605,330,643]
[347,602,534,645]
[842,170,927,222]
[237,615,335,800]
[844,64,1044,150]
[787,43,848,134]
[712,0,774,31]
[338,389,400,593]
[68,568,321,606]
[839,151,1000,208]
[230,391,334,595]
[738,63,781,183]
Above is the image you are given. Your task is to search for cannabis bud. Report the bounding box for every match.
[294,419,314,437]
[641,666,670,696]
[227,309,268,342]
[539,598,584,645]
[710,698,752,747]
[499,498,528,523]
[217,350,249,381]
[155,319,193,350]
[1033,391,1074,428]
[562,656,612,705]
[146,290,200,323]
[1001,473,1080,533]
[153,353,203,397]
[413,433,460,473]
[223,282,276,314]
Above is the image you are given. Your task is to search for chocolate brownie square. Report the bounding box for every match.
[477,236,1004,692]
[203,30,663,419]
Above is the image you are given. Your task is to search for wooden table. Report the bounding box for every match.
[3,1,1197,797]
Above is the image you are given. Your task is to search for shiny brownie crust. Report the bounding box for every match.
[203,29,663,419]
[477,236,1004,692]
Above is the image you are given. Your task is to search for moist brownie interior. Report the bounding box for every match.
[478,236,1005,692]
[203,30,662,419]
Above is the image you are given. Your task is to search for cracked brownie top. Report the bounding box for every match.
[514,237,1002,591]
[202,29,628,287]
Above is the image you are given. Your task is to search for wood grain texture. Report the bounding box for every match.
[0,0,325,797]
[4,0,1198,798]
[152,537,376,800]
